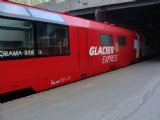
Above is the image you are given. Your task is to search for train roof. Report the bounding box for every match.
[61,13,135,35]
[0,0,135,36]
[0,0,66,25]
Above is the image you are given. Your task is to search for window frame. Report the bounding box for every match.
[117,36,127,46]
[0,17,35,60]
[35,21,70,57]
[100,33,113,46]
[0,16,70,61]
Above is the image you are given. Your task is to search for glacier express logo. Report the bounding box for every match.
[89,46,114,56]
[89,46,119,63]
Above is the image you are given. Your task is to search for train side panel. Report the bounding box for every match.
[88,28,115,75]
[87,28,138,76]
[0,26,80,94]
[117,33,135,67]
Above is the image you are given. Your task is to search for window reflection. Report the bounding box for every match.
[37,23,69,56]
[0,18,34,59]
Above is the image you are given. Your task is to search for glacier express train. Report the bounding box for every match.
[0,0,142,95]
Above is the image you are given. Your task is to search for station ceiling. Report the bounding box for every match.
[70,0,160,47]
[106,3,160,39]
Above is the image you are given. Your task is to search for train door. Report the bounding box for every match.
[134,39,140,59]
[134,33,142,61]
[78,28,89,68]
[117,35,129,67]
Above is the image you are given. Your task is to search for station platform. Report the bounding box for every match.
[1,57,160,120]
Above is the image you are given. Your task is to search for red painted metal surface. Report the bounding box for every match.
[0,0,141,94]
[78,28,89,68]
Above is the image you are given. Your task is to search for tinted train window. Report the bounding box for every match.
[118,36,126,46]
[37,23,69,56]
[100,34,113,46]
[0,18,34,59]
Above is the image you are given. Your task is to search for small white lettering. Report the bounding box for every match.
[51,76,72,86]
[24,50,35,56]
[0,50,35,58]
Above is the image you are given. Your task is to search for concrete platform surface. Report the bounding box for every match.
[0,57,160,120]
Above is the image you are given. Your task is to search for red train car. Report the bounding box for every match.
[0,0,142,95]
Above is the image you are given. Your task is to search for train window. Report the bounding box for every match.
[118,36,126,46]
[100,34,113,46]
[0,18,34,59]
[37,23,69,56]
